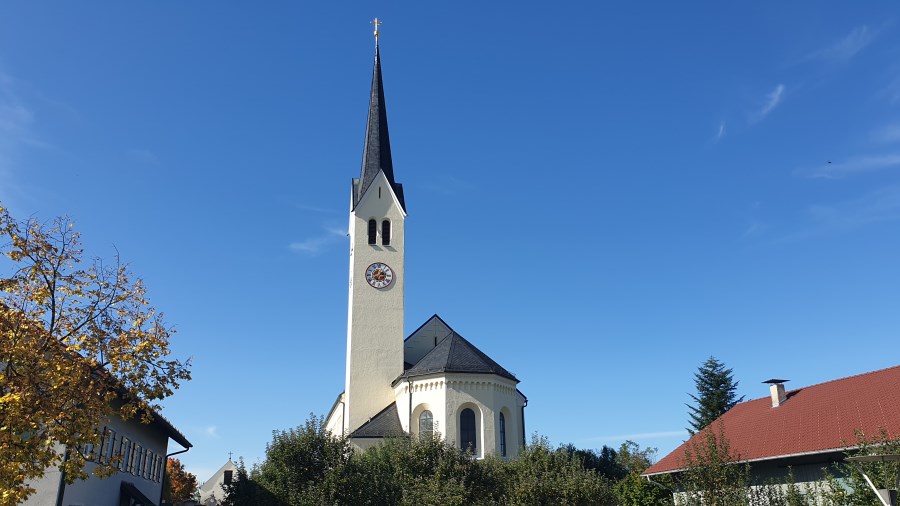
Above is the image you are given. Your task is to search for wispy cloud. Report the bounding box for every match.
[872,124,900,144]
[714,121,726,143]
[289,226,346,255]
[879,74,900,105]
[751,84,785,123]
[807,25,878,63]
[585,430,687,444]
[0,70,47,209]
[795,153,900,179]
[804,185,900,234]
[205,425,220,439]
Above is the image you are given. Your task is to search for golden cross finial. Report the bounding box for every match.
[371,18,382,41]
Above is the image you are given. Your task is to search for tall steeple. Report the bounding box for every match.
[343,20,407,434]
[354,39,405,211]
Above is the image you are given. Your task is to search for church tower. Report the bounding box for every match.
[344,31,407,434]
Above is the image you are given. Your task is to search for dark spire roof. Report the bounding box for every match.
[354,43,405,211]
[396,329,519,383]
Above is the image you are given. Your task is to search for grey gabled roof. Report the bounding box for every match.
[351,402,406,438]
[353,43,406,212]
[397,328,518,383]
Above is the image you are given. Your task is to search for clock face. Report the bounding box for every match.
[365,262,394,289]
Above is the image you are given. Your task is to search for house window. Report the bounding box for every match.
[224,470,233,485]
[132,444,142,474]
[381,220,391,246]
[145,450,154,479]
[419,410,433,439]
[499,413,507,457]
[119,438,132,472]
[100,428,116,464]
[367,219,377,244]
[460,408,476,453]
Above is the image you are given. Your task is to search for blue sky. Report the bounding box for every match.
[3,1,900,482]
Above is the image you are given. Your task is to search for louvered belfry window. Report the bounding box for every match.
[382,220,391,246]
[367,219,377,245]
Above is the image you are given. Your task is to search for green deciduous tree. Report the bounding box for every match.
[0,206,191,504]
[613,441,673,506]
[819,428,900,506]
[687,356,744,434]
[679,423,749,506]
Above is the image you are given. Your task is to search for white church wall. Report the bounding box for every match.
[397,373,522,458]
[346,169,406,433]
[324,394,345,436]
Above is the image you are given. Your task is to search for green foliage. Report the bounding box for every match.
[817,428,900,505]
[223,417,627,506]
[557,443,627,480]
[221,458,283,506]
[613,441,673,506]
[679,423,749,506]
[502,435,616,506]
[252,414,352,505]
[687,356,744,434]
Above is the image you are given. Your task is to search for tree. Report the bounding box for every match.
[0,206,191,503]
[819,428,900,506]
[252,414,352,504]
[679,423,749,506]
[164,458,198,502]
[613,441,673,506]
[686,356,744,434]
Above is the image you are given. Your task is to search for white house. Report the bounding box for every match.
[23,409,191,506]
[198,458,237,505]
[643,364,900,502]
[324,35,527,458]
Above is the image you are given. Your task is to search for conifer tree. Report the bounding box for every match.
[686,357,744,434]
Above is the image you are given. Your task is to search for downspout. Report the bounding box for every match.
[521,398,528,450]
[408,378,413,435]
[55,450,70,506]
[159,446,190,505]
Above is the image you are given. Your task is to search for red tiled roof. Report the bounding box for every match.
[644,364,900,476]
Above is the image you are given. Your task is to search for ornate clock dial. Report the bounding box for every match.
[365,262,394,289]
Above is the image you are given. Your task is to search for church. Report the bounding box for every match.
[324,25,527,459]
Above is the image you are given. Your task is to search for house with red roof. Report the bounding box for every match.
[643,365,900,498]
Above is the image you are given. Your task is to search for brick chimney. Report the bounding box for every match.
[763,379,789,407]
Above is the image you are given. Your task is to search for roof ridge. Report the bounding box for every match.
[744,364,900,403]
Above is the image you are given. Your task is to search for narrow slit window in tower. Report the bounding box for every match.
[368,219,377,245]
[382,220,391,246]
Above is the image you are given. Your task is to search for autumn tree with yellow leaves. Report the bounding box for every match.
[0,205,191,505]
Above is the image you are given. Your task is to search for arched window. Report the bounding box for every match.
[419,410,433,439]
[460,408,476,453]
[381,220,391,246]
[367,219,376,245]
[499,412,507,457]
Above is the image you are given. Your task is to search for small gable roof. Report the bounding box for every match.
[396,317,518,384]
[352,402,405,439]
[644,364,900,476]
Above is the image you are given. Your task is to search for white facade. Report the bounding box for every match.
[23,411,189,506]
[199,459,238,505]
[325,43,527,459]
[345,169,406,434]
[396,373,526,458]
